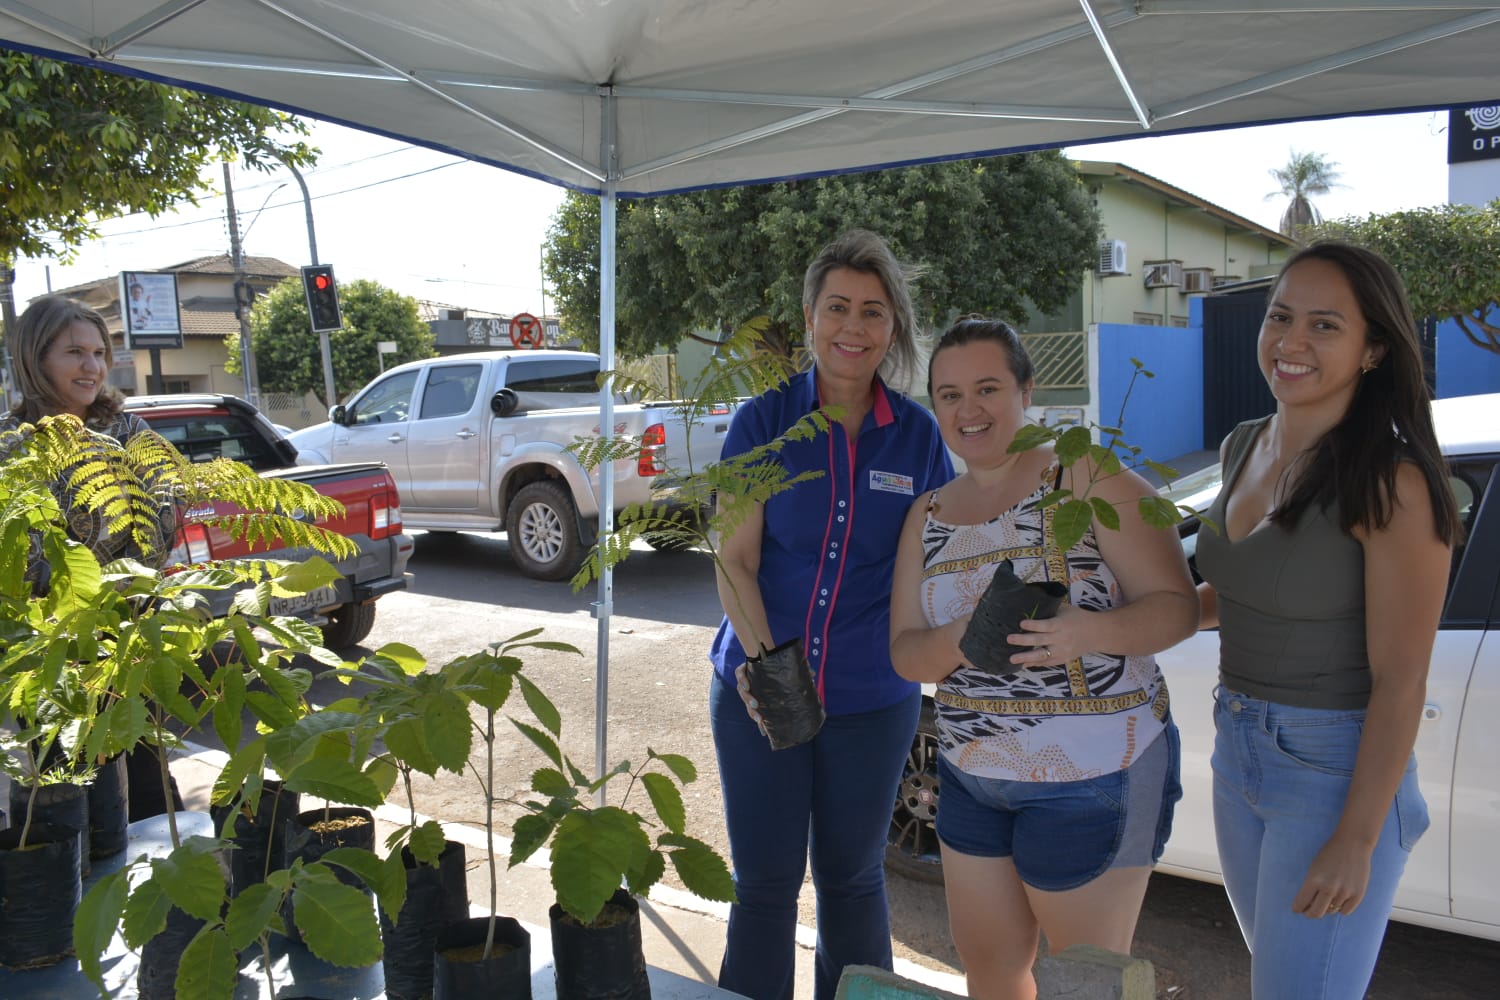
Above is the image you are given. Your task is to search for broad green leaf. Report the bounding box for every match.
[225,882,281,952]
[1142,458,1180,482]
[510,812,558,865]
[1088,443,1122,477]
[320,847,384,894]
[212,659,246,753]
[511,719,563,770]
[74,870,129,992]
[662,834,737,903]
[1055,426,1092,466]
[267,556,343,597]
[626,849,666,898]
[151,849,227,921]
[550,807,651,925]
[649,750,696,784]
[282,757,385,807]
[293,878,382,968]
[369,641,426,677]
[531,767,573,797]
[176,925,238,1000]
[641,772,685,835]
[1138,495,1186,529]
[1007,423,1054,454]
[364,754,399,800]
[383,717,438,777]
[516,673,561,735]
[1052,499,1093,554]
[408,820,446,867]
[1090,496,1121,533]
[122,878,172,949]
[378,846,409,923]
[422,691,472,773]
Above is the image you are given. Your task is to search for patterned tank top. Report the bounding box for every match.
[920,464,1171,782]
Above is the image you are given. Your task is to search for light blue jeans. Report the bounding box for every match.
[1211,688,1429,1000]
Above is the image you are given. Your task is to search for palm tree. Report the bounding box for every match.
[1266,149,1343,236]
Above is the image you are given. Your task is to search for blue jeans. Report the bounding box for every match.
[1211,688,1429,1000]
[710,672,920,1000]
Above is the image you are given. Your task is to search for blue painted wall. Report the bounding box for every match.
[1097,323,1205,465]
[1435,310,1500,398]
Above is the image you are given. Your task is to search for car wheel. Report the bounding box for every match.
[506,480,583,581]
[320,601,376,651]
[886,698,944,884]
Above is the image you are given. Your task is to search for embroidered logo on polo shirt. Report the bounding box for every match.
[869,470,914,495]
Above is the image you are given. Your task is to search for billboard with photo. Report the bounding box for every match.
[118,271,183,349]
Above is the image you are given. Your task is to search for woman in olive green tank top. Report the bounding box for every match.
[1195,243,1459,999]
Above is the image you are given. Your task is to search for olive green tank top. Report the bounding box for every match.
[1196,417,1371,709]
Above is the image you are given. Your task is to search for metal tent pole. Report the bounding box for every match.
[593,89,618,805]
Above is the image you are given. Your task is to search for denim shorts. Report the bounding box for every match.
[935,722,1181,891]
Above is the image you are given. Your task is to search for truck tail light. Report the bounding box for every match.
[370,487,402,540]
[638,423,667,477]
[167,522,211,567]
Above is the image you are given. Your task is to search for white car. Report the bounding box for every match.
[886,392,1500,943]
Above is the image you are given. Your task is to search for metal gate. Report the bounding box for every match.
[1202,288,1275,448]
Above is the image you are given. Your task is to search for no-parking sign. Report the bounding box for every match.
[509,312,545,349]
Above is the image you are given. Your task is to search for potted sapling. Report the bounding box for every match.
[570,318,836,749]
[506,661,736,1000]
[430,629,583,998]
[960,358,1207,675]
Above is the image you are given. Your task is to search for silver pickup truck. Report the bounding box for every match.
[287,350,731,580]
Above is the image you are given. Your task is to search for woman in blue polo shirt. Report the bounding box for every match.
[709,230,954,1000]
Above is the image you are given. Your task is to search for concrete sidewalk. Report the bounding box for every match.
[167,743,969,1000]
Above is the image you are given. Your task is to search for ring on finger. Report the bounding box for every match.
[1039,646,1051,660]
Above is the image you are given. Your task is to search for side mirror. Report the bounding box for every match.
[330,404,349,426]
[490,388,518,417]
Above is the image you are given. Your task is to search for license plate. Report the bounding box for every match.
[268,584,340,617]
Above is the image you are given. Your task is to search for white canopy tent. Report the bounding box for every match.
[5,0,1496,776]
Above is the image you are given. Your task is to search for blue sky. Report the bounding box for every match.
[12,110,1453,319]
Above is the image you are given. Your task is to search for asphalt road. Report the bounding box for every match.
[325,528,1499,999]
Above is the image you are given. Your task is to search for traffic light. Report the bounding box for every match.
[301,264,343,332]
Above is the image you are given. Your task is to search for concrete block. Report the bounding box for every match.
[1034,944,1155,999]
[836,964,966,1000]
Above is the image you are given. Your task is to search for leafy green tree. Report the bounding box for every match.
[0,49,314,329]
[1266,148,1343,236]
[1306,201,1500,357]
[229,278,437,407]
[542,151,1102,358]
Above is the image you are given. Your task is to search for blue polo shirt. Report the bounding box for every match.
[709,368,954,715]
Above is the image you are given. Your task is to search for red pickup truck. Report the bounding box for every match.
[124,394,413,651]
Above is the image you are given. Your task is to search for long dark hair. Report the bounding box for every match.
[1270,242,1458,546]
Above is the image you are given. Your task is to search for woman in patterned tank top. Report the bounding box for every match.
[891,318,1197,1000]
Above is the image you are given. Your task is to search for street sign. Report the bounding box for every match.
[508,312,545,349]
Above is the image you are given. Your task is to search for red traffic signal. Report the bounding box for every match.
[300,264,342,332]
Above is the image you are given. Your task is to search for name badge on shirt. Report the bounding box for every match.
[869,470,914,496]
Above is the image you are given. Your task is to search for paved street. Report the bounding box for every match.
[321,529,1500,998]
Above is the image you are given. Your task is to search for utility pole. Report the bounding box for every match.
[0,260,17,409]
[223,163,260,407]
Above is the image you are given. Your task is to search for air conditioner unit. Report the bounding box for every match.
[1181,267,1214,294]
[1143,259,1184,289]
[1097,239,1127,276]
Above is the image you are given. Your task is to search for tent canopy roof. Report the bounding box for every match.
[3,1,1496,197]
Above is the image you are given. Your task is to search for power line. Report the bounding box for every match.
[72,159,466,239]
